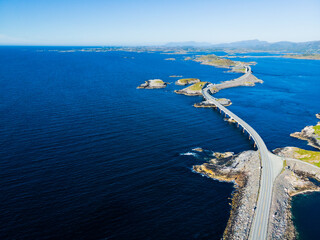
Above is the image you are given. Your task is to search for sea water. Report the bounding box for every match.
[0,46,319,239]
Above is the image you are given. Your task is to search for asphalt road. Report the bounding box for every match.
[202,81,279,240]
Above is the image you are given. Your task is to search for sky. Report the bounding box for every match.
[0,0,320,46]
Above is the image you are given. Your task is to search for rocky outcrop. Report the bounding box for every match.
[193,151,261,240]
[268,168,319,240]
[175,78,200,86]
[290,123,320,150]
[174,82,207,96]
[193,99,232,108]
[214,74,263,92]
[316,113,320,119]
[224,117,237,123]
[137,79,168,89]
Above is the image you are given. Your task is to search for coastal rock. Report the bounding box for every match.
[209,73,263,94]
[193,100,217,108]
[224,117,237,123]
[290,122,320,150]
[268,151,320,240]
[137,79,168,89]
[216,98,232,106]
[174,82,207,96]
[193,150,261,240]
[192,147,203,152]
[273,147,320,167]
[193,99,232,108]
[316,113,320,119]
[175,78,200,86]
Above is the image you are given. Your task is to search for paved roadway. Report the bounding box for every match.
[202,79,282,240]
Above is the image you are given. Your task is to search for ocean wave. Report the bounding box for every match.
[180,152,197,156]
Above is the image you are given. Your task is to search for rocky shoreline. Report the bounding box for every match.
[193,99,232,108]
[175,78,200,86]
[290,114,320,150]
[268,148,320,239]
[174,82,207,96]
[192,146,320,240]
[209,74,263,94]
[193,150,261,240]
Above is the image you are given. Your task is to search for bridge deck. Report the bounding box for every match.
[201,83,279,240]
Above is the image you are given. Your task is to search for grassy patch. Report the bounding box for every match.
[177,78,199,84]
[281,159,287,173]
[294,148,320,167]
[152,80,164,84]
[187,82,207,91]
[313,125,320,135]
[196,54,237,66]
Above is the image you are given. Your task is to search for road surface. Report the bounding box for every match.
[202,80,282,240]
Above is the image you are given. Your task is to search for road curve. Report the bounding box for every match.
[202,79,276,240]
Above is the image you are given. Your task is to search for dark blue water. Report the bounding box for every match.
[0,47,319,239]
[292,192,320,240]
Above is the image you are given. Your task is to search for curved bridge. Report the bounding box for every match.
[202,78,282,239]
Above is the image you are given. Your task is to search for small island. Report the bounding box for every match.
[175,78,200,86]
[137,79,168,89]
[174,82,207,96]
[194,98,232,108]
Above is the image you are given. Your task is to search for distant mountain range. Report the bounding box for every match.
[164,39,320,53]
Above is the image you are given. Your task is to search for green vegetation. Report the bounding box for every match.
[153,80,164,84]
[233,67,246,73]
[177,78,200,85]
[295,148,320,167]
[187,82,207,91]
[313,125,320,135]
[281,160,287,173]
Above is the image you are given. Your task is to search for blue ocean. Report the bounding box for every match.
[0,47,319,239]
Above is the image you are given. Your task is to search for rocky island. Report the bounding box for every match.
[290,114,320,150]
[174,82,207,96]
[137,79,168,89]
[175,78,200,86]
[194,98,232,108]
